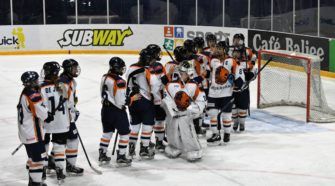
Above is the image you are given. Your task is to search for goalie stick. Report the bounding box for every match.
[217,56,273,130]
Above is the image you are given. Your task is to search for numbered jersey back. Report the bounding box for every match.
[40,82,70,134]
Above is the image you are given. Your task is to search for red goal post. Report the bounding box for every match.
[257,50,335,123]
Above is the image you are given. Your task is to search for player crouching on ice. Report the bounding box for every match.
[161,60,206,162]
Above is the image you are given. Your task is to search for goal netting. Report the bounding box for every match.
[257,50,335,123]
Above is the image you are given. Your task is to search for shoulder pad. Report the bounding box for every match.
[150,62,164,74]
[115,77,126,88]
[24,89,42,102]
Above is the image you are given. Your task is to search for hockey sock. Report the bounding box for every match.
[153,121,165,141]
[129,124,140,144]
[222,112,232,134]
[118,135,129,155]
[29,160,44,183]
[99,132,113,153]
[238,109,247,125]
[141,125,153,147]
[66,138,79,166]
[52,143,66,169]
[232,106,239,125]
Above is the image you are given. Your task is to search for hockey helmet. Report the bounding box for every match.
[183,39,196,54]
[109,57,126,75]
[174,91,191,111]
[215,66,229,85]
[193,37,205,49]
[205,33,217,42]
[21,71,39,87]
[139,48,155,66]
[62,59,81,77]
[233,33,245,46]
[173,46,187,62]
[146,44,162,61]
[42,61,60,80]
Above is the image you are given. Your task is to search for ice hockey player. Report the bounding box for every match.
[17,71,53,186]
[206,41,245,145]
[59,59,84,175]
[40,61,69,183]
[99,57,132,166]
[231,33,257,132]
[146,44,166,152]
[162,60,206,162]
[126,48,158,159]
[183,39,208,135]
[204,33,217,54]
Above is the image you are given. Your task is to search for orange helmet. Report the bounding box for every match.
[215,66,229,85]
[174,91,191,111]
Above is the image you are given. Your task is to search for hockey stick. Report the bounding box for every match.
[77,130,102,175]
[112,131,119,156]
[11,143,23,156]
[217,56,273,130]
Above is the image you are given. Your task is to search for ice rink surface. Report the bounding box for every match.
[1,54,335,186]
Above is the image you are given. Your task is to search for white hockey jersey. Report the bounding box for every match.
[17,88,48,144]
[163,81,206,118]
[148,62,166,105]
[40,81,70,134]
[59,74,78,123]
[100,73,127,109]
[126,64,157,101]
[208,57,245,98]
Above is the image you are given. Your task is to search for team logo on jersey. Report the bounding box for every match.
[57,27,133,48]
[215,66,229,85]
[163,26,184,51]
[0,27,26,50]
[174,91,191,111]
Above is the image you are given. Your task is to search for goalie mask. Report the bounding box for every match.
[215,66,229,85]
[178,60,195,80]
[174,91,191,111]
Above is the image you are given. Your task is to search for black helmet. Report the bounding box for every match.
[109,57,126,75]
[42,61,60,80]
[183,39,196,54]
[205,33,217,42]
[146,44,162,61]
[139,48,154,66]
[173,46,187,62]
[217,41,229,54]
[193,37,205,49]
[233,33,245,46]
[21,71,39,87]
[62,59,80,77]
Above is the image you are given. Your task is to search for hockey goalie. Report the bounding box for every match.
[161,60,206,162]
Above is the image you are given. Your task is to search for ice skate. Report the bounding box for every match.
[55,167,66,185]
[128,142,136,158]
[155,137,165,152]
[239,123,245,132]
[116,150,132,167]
[223,133,230,143]
[98,148,111,166]
[207,133,221,146]
[139,143,155,160]
[66,160,84,176]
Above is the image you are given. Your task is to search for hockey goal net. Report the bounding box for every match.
[257,50,335,123]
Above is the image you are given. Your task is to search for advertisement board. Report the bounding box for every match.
[248,29,330,71]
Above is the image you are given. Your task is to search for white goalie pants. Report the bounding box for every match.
[165,114,203,161]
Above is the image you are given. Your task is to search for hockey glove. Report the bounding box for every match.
[45,112,54,123]
[245,71,255,81]
[74,110,80,121]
